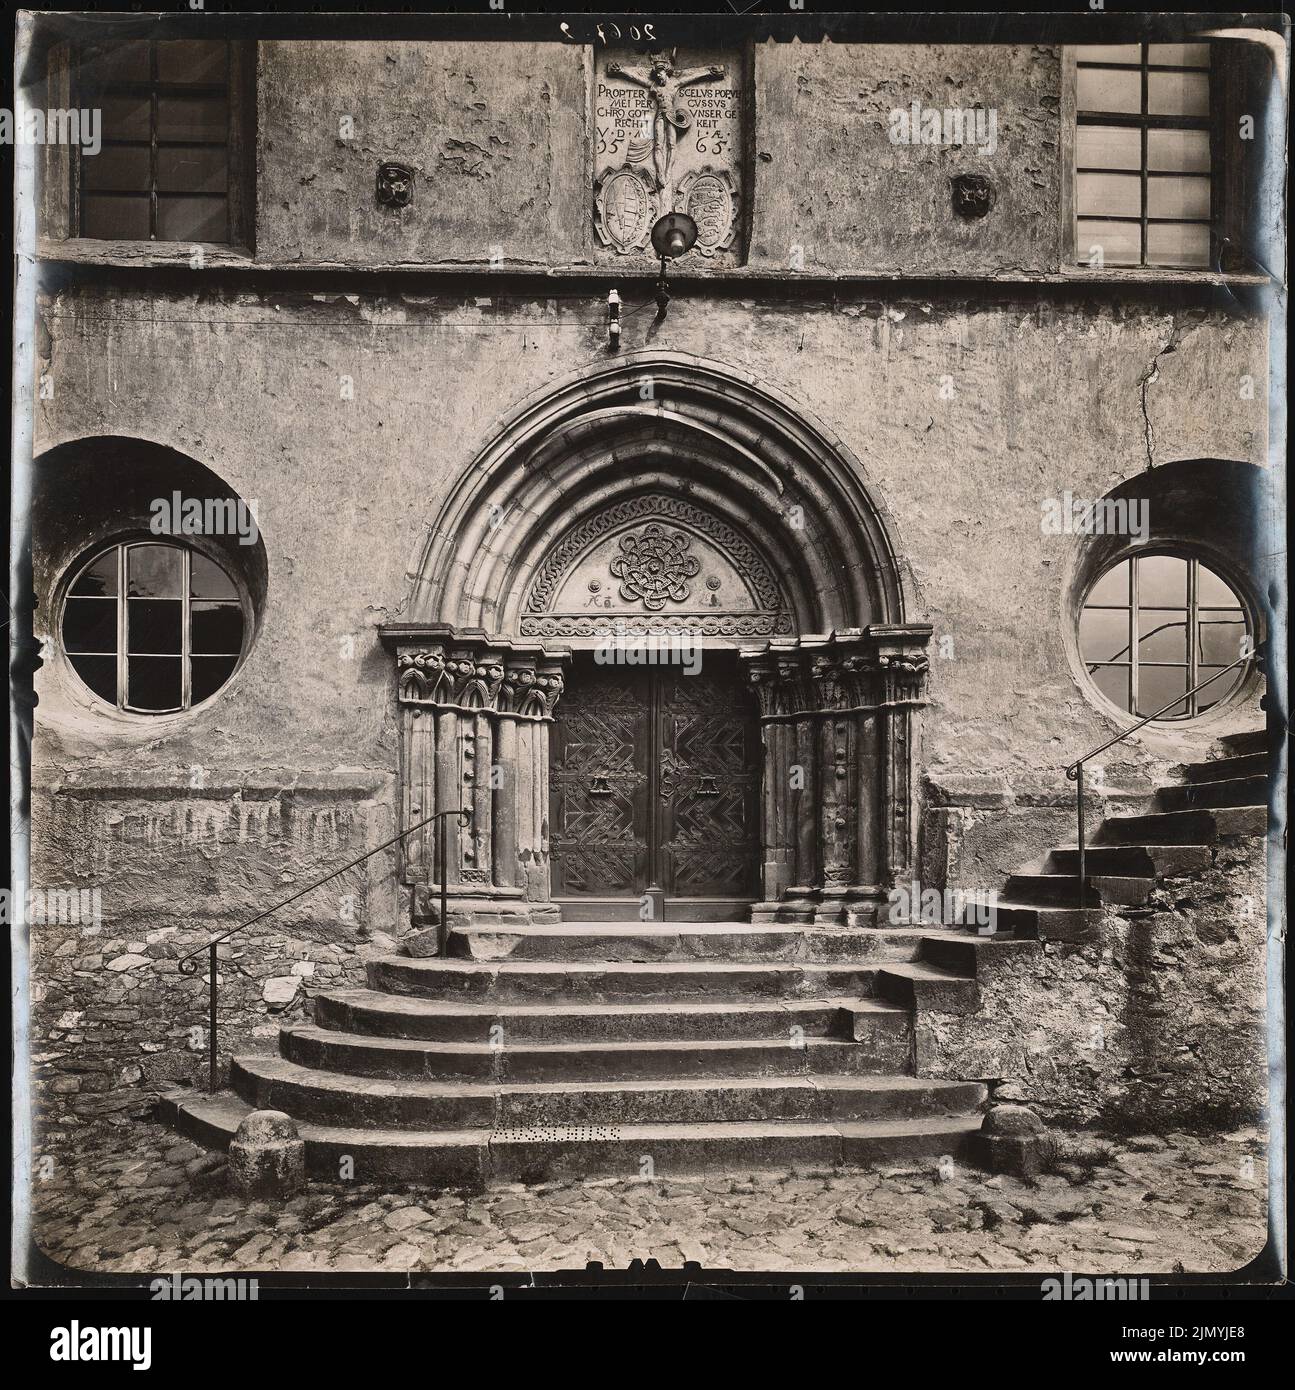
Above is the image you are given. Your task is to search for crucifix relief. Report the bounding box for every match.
[606,55,726,197]
[594,47,743,259]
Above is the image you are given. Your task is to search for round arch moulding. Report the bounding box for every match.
[402,353,910,641]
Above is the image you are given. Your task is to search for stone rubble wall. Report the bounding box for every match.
[915,833,1270,1131]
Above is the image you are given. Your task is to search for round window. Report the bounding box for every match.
[1079,553,1252,719]
[62,541,246,712]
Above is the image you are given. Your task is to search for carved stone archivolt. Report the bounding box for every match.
[740,625,933,927]
[382,626,568,934]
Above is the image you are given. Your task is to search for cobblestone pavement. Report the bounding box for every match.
[28,1121,1268,1277]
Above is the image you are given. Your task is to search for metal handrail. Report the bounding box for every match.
[1064,652,1253,908]
[176,806,469,1092]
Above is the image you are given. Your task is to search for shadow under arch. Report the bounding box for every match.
[407,352,911,637]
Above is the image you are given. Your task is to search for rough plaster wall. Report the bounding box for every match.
[29,773,397,1123]
[916,836,1270,1130]
[751,43,1062,275]
[256,41,589,266]
[29,284,1271,1126]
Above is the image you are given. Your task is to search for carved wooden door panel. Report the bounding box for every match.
[549,665,649,899]
[550,655,760,917]
[656,664,761,902]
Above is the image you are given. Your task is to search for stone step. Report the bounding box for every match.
[313,989,861,1044]
[874,962,980,1014]
[367,956,881,1002]
[1217,729,1268,757]
[231,1055,987,1130]
[1182,751,1268,783]
[282,1023,914,1082]
[953,901,1104,942]
[444,922,928,963]
[1157,775,1268,812]
[1098,805,1267,844]
[164,1090,983,1185]
[1049,844,1211,877]
[1003,873,1154,907]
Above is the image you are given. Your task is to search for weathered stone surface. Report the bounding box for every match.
[982,1104,1045,1137]
[30,1120,1268,1275]
[227,1111,306,1200]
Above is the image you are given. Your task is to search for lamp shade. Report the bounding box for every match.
[651,212,699,260]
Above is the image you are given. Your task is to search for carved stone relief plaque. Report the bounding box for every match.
[593,47,743,260]
[521,495,792,639]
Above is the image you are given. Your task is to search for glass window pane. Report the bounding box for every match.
[128,656,183,711]
[1138,610,1188,663]
[1081,608,1130,665]
[1076,45,1142,65]
[63,597,118,653]
[1076,218,1141,266]
[70,551,118,597]
[82,40,151,85]
[1076,171,1142,218]
[69,655,119,704]
[82,145,151,193]
[1147,128,1211,173]
[1136,554,1187,606]
[1077,67,1142,115]
[1137,666,1187,719]
[156,40,228,85]
[1147,175,1210,221]
[99,93,152,143]
[1197,614,1246,666]
[156,195,228,242]
[1086,560,1130,606]
[1148,71,1209,118]
[1076,125,1142,171]
[191,601,244,655]
[127,544,183,597]
[127,598,183,654]
[190,553,238,599]
[1146,221,1211,267]
[1148,43,1210,69]
[1092,665,1131,712]
[157,94,228,143]
[81,194,151,240]
[1196,563,1239,606]
[157,145,228,195]
[191,655,239,705]
[1196,666,1245,713]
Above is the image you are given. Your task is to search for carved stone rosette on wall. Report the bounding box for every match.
[381,624,568,938]
[741,625,933,928]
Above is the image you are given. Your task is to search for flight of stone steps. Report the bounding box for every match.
[166,922,992,1186]
[950,728,1271,941]
[164,728,1271,1187]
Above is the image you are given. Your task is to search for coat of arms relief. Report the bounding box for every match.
[593,47,743,259]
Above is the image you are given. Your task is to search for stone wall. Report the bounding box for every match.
[916,833,1270,1131]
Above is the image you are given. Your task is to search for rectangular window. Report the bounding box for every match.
[75,38,233,243]
[1073,43,1214,269]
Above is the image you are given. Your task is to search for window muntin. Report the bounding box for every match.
[63,542,245,712]
[1074,43,1214,268]
[1080,553,1250,719]
[76,39,232,243]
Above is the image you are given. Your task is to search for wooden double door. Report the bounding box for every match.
[550,653,761,920]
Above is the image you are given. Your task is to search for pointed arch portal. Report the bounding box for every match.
[381,355,931,937]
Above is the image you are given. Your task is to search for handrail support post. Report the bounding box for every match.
[208,942,218,1094]
[1076,764,1086,911]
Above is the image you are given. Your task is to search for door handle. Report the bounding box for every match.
[698,774,720,795]
[589,775,613,796]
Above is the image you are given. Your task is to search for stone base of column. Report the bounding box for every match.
[750,891,817,924]
[844,887,892,929]
[813,887,850,926]
[405,885,562,954]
